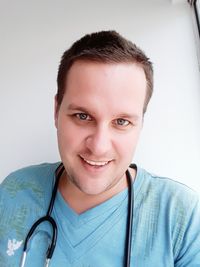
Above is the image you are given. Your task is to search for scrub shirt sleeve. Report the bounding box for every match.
[0,181,5,218]
[174,196,200,267]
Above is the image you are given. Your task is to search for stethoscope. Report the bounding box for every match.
[20,163,134,267]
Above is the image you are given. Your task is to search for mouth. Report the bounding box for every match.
[80,156,111,167]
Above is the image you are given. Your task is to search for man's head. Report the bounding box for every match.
[54,31,153,198]
[56,30,153,114]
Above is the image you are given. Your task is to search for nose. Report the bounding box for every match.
[85,125,112,157]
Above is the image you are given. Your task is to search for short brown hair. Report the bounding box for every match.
[56,30,153,113]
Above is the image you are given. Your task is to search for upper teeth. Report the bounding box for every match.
[83,158,109,166]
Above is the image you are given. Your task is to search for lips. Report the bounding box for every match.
[80,156,111,167]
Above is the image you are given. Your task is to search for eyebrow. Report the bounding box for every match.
[117,113,140,121]
[68,104,91,113]
[67,104,140,120]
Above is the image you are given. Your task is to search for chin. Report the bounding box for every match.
[77,181,110,196]
[72,173,109,193]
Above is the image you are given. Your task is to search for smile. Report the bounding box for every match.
[82,157,110,166]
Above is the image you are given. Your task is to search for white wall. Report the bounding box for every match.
[0,0,200,192]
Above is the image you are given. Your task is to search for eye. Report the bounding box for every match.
[116,118,130,126]
[76,113,92,121]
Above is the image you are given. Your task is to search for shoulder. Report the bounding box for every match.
[137,166,199,207]
[1,162,60,194]
[0,162,61,213]
[135,166,200,261]
[135,165,200,232]
[0,162,60,266]
[1,162,60,183]
[0,162,60,233]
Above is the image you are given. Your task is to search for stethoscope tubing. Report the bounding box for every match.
[20,163,134,267]
[20,164,64,267]
[124,169,134,267]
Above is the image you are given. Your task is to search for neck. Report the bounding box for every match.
[58,168,135,214]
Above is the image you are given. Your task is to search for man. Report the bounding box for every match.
[0,30,199,267]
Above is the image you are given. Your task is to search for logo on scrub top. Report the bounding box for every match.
[6,239,23,256]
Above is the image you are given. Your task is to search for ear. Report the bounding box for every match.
[54,94,59,129]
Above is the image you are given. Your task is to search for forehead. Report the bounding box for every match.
[66,60,146,91]
[62,61,147,116]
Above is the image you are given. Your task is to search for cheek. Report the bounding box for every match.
[57,127,78,149]
[115,131,141,158]
[57,120,88,150]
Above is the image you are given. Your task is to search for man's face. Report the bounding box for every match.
[55,60,146,196]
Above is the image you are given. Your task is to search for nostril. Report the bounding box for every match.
[85,129,111,154]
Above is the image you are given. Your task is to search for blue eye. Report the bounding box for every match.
[116,119,130,126]
[76,113,91,121]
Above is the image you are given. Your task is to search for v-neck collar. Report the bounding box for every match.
[51,164,145,263]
